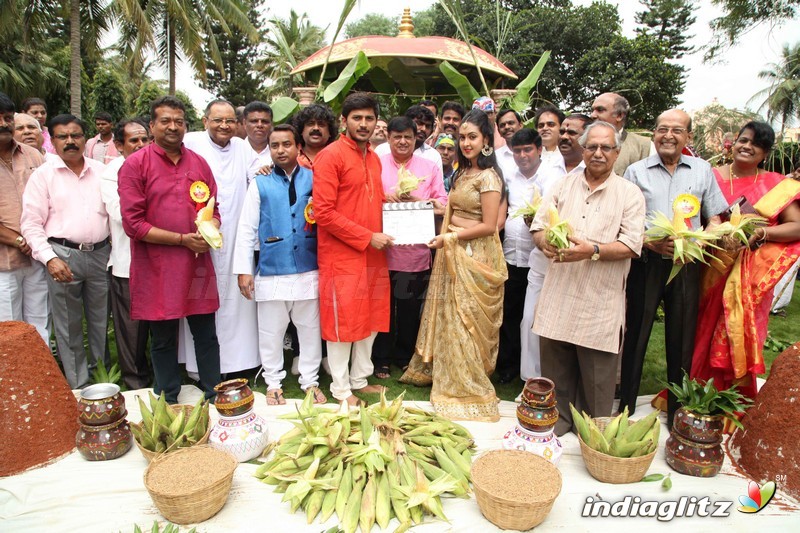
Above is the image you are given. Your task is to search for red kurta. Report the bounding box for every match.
[118,143,221,321]
[313,134,390,342]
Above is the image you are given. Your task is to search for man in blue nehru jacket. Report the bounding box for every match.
[233,124,326,406]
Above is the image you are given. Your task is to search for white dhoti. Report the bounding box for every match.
[520,250,549,381]
[327,333,378,401]
[0,261,50,343]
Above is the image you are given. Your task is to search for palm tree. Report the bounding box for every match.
[752,43,800,135]
[113,0,257,95]
[256,9,327,98]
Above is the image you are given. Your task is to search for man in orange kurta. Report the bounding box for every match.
[313,92,394,405]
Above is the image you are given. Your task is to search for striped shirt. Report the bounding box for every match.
[531,171,645,353]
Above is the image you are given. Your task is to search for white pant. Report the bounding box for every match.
[0,262,50,343]
[327,332,378,400]
[257,299,322,390]
[772,258,800,312]
[520,268,545,381]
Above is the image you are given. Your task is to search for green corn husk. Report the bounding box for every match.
[708,203,768,246]
[511,189,543,219]
[394,165,425,196]
[644,210,722,283]
[545,205,572,249]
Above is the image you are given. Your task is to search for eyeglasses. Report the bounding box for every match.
[209,118,237,126]
[53,133,85,141]
[654,127,687,135]
[583,144,615,154]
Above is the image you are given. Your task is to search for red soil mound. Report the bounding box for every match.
[0,321,79,476]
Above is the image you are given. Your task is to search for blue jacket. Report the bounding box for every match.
[255,165,318,276]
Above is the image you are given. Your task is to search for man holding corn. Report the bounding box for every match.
[531,121,646,436]
[619,109,728,425]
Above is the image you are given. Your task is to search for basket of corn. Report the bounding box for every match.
[471,449,561,530]
[130,393,211,462]
[644,207,721,283]
[571,405,660,484]
[144,444,237,524]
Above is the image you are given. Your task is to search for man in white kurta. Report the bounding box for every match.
[179,100,259,374]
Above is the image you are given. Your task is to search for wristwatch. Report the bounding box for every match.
[591,244,600,261]
[14,235,25,248]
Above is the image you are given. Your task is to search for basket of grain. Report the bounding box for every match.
[471,449,561,530]
[578,417,657,484]
[133,403,211,463]
[144,444,237,524]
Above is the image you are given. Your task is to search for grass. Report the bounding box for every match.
[93,281,800,402]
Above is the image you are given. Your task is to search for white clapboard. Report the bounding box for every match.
[382,201,435,245]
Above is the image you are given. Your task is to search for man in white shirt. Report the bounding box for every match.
[494,109,523,181]
[243,101,273,183]
[100,118,152,390]
[375,105,442,173]
[558,114,592,174]
[180,99,259,376]
[498,129,565,383]
[535,104,566,171]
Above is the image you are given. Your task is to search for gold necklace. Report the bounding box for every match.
[728,164,759,195]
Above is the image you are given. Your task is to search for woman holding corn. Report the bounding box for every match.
[400,110,508,422]
[691,121,800,401]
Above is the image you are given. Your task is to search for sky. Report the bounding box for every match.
[175,1,799,118]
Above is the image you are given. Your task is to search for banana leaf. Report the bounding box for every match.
[439,60,479,104]
[271,97,301,125]
[323,51,371,104]
[388,59,426,96]
[509,51,550,113]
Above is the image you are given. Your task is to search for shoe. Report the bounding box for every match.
[291,356,300,376]
[321,357,331,376]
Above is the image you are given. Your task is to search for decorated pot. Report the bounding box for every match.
[76,417,132,461]
[521,377,556,408]
[502,425,563,466]
[665,408,724,477]
[516,401,558,433]
[671,407,725,443]
[213,378,255,417]
[77,383,127,426]
[208,410,269,462]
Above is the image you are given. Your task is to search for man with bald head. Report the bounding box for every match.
[180,99,259,376]
[620,109,728,426]
[591,92,654,175]
[14,113,59,163]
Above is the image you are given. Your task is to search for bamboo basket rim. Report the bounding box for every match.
[143,445,237,524]
[577,417,657,483]
[132,404,211,463]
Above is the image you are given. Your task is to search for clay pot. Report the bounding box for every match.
[77,383,127,426]
[209,410,270,462]
[521,378,556,408]
[502,425,563,466]
[516,401,558,433]
[76,417,133,461]
[213,378,254,417]
[665,408,724,477]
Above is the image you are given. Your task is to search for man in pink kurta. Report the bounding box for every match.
[118,96,221,402]
[313,92,392,405]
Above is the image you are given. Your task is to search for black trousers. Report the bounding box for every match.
[619,253,699,426]
[109,274,151,390]
[148,313,220,403]
[497,263,530,378]
[372,269,430,369]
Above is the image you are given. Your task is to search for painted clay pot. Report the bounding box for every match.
[77,383,127,426]
[213,378,254,417]
[502,425,563,465]
[521,377,556,408]
[209,410,270,463]
[76,417,132,461]
[516,401,558,433]
[665,408,724,477]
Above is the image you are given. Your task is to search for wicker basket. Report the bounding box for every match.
[144,445,237,524]
[577,417,657,484]
[132,404,211,463]
[471,449,562,530]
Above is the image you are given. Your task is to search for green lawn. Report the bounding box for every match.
[100,281,800,402]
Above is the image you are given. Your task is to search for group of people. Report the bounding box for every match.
[2,88,798,430]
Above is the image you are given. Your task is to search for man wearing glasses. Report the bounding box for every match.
[180,99,259,379]
[619,109,727,426]
[530,121,645,436]
[20,114,110,388]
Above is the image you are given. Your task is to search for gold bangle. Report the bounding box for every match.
[759,228,768,242]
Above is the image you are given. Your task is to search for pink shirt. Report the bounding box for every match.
[85,134,120,164]
[41,129,55,154]
[379,153,447,272]
[118,142,220,321]
[20,156,109,265]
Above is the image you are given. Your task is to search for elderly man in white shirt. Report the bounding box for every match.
[100,118,152,390]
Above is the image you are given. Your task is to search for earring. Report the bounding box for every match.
[481,144,494,156]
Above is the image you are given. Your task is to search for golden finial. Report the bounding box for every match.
[398,8,415,38]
